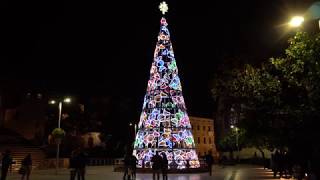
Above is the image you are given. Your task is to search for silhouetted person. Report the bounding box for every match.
[123,153,131,180]
[142,157,145,169]
[186,159,190,169]
[273,150,280,178]
[205,152,214,176]
[76,151,87,180]
[1,150,12,180]
[69,149,79,180]
[151,152,162,180]
[129,154,137,179]
[278,151,285,178]
[21,154,32,180]
[161,153,168,180]
[220,155,227,168]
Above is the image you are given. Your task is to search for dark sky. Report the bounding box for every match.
[0,0,317,117]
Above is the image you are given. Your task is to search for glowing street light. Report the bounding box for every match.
[49,100,56,105]
[48,97,72,174]
[289,16,304,27]
[129,122,137,141]
[63,97,71,103]
[230,125,240,162]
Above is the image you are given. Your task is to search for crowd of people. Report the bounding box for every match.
[123,151,214,180]
[270,150,319,180]
[123,151,138,180]
[0,150,13,180]
[271,150,292,179]
[150,151,168,180]
[1,149,216,180]
[122,151,169,180]
[0,150,32,180]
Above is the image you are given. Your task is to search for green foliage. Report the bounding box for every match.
[213,31,320,152]
[51,128,66,139]
[219,128,245,151]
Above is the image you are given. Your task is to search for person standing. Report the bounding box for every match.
[123,152,131,180]
[151,152,162,180]
[76,151,87,180]
[20,154,32,180]
[128,154,137,179]
[161,153,168,180]
[205,152,214,176]
[1,150,13,180]
[273,150,280,178]
[69,149,79,180]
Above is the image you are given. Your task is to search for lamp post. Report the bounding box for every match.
[230,125,240,162]
[129,122,137,139]
[49,97,71,174]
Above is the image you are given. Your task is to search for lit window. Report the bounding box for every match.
[37,93,42,99]
[26,93,31,98]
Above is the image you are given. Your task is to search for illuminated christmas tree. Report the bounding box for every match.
[133,2,200,169]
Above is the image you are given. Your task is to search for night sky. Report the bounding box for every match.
[0,0,317,117]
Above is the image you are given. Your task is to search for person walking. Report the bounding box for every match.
[205,152,214,176]
[151,152,162,180]
[1,150,13,180]
[20,154,32,180]
[161,153,168,180]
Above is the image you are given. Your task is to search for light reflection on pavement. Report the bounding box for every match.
[7,165,278,180]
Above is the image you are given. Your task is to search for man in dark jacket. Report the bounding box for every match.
[1,150,13,180]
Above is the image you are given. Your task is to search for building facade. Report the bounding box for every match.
[189,116,219,159]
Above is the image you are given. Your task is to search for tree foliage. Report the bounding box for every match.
[213,32,320,155]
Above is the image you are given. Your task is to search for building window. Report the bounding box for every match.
[203,126,206,131]
[26,93,31,99]
[209,138,212,144]
[204,137,206,144]
[197,125,200,131]
[198,137,200,144]
[208,126,211,131]
[37,93,42,99]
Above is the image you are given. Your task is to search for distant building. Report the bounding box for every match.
[189,116,219,159]
[2,91,47,142]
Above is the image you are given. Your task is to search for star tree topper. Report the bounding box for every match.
[159,1,169,15]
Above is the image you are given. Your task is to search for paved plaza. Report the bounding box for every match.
[5,165,277,180]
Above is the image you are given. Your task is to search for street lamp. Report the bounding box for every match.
[49,97,71,174]
[129,122,138,146]
[230,125,240,162]
[289,16,305,27]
